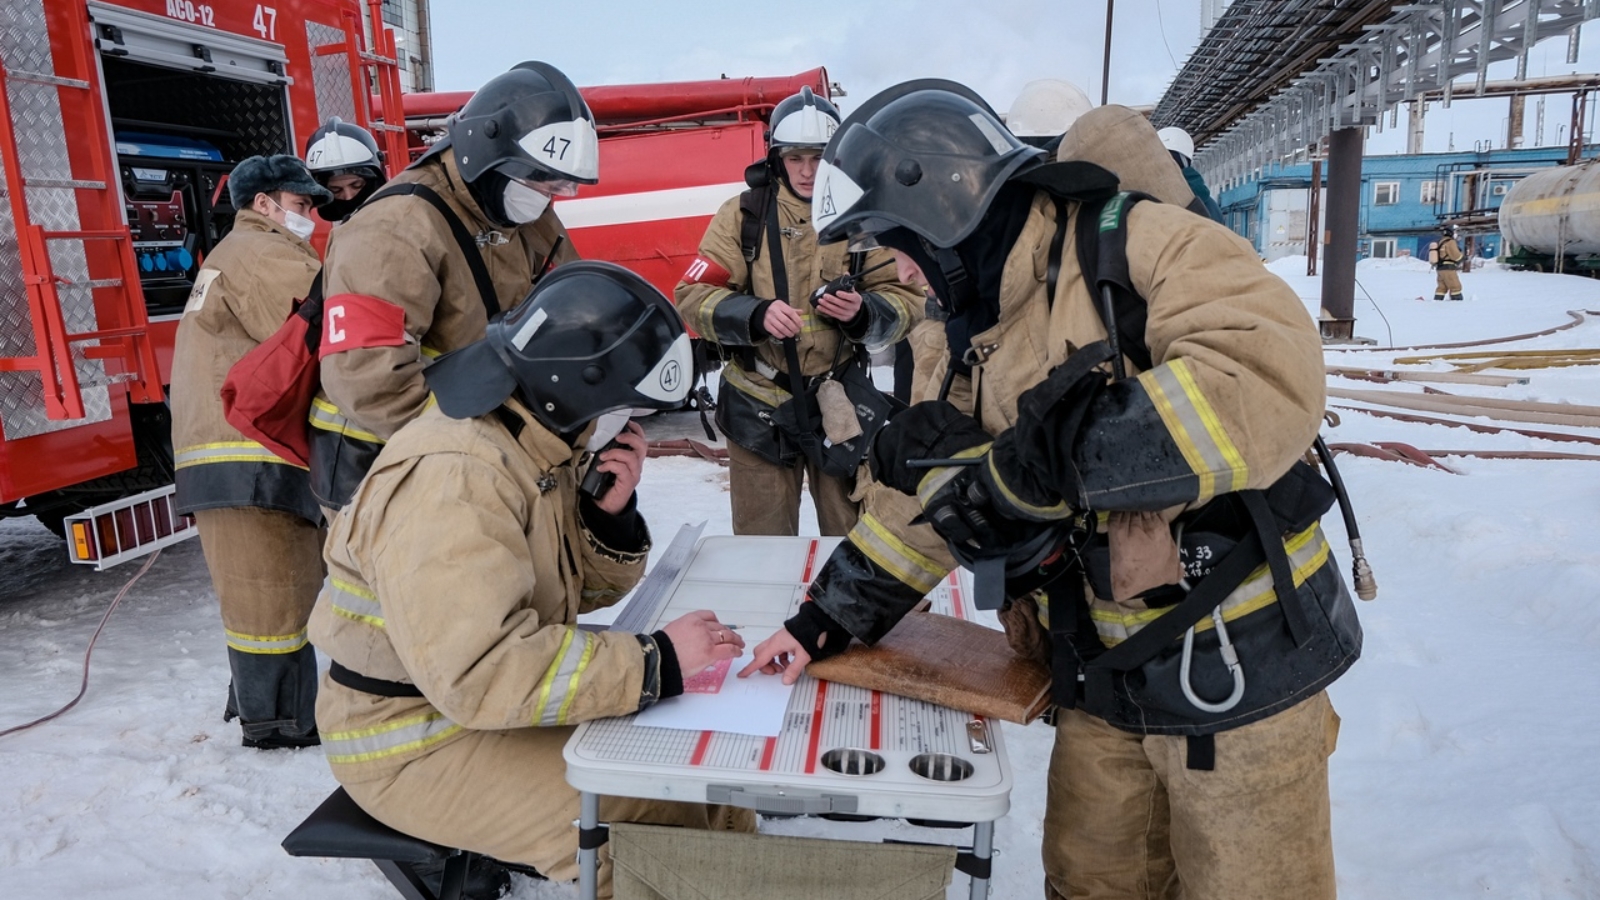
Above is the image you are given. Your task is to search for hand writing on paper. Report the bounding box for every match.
[662,609,745,677]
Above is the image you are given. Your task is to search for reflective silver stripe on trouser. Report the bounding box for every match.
[321,712,464,765]
[175,442,301,468]
[325,576,386,628]
[224,627,308,654]
[532,629,597,727]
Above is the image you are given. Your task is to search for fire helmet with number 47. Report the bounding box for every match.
[447,61,599,227]
[424,261,693,432]
[451,61,598,185]
[303,117,386,221]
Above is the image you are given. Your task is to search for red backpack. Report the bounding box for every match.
[220,273,325,467]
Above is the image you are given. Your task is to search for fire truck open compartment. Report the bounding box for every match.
[98,52,293,316]
[100,55,292,166]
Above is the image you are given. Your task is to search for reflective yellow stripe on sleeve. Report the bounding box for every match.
[309,398,385,444]
[915,444,990,508]
[175,441,307,470]
[1091,523,1330,646]
[326,576,385,629]
[1137,359,1249,504]
[322,712,462,765]
[532,628,597,727]
[847,512,947,596]
[224,627,308,655]
[694,289,736,343]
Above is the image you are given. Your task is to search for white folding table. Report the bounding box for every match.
[564,529,1013,900]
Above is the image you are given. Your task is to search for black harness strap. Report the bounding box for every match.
[1046,200,1071,306]
[1243,491,1313,647]
[1076,192,1155,373]
[328,660,425,698]
[738,182,772,266]
[296,272,326,354]
[367,182,500,323]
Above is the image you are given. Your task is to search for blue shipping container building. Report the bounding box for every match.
[1213,146,1595,263]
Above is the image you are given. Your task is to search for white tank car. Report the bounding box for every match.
[1499,159,1600,256]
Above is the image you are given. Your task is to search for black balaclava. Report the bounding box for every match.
[879,181,1037,375]
[317,177,381,223]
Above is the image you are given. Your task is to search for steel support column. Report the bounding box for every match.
[1321,127,1362,339]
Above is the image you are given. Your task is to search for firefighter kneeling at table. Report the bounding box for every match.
[171,154,330,750]
[307,261,755,898]
[744,82,1362,899]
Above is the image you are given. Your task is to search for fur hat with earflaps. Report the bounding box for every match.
[227,154,332,209]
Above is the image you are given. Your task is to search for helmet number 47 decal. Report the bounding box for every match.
[542,137,570,160]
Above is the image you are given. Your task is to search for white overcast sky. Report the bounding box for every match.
[426,0,1600,157]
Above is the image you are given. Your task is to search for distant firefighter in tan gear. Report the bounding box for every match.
[308,262,754,899]
[674,87,921,538]
[1432,227,1466,301]
[170,154,330,750]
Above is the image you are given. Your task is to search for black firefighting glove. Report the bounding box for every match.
[983,339,1118,517]
[869,400,992,495]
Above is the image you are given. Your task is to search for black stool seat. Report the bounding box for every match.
[283,787,453,864]
[284,787,471,900]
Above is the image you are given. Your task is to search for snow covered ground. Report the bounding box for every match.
[3,257,1599,898]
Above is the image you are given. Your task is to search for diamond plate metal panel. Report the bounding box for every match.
[0,0,111,440]
[1,0,53,77]
[307,21,360,125]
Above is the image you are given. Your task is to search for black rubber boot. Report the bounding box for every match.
[403,855,514,900]
[241,728,321,750]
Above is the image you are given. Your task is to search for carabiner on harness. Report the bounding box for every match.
[1180,607,1246,714]
[1173,522,1246,714]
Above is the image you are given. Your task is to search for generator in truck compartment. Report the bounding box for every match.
[0,0,406,547]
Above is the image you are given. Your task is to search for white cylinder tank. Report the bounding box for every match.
[1499,159,1600,256]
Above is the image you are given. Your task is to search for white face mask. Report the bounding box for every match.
[585,409,633,452]
[282,209,317,241]
[268,196,317,241]
[501,178,552,224]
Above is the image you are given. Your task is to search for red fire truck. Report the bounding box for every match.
[0,0,827,565]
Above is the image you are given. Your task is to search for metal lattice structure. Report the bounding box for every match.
[1154,0,1600,189]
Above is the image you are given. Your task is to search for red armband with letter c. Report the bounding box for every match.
[320,293,408,359]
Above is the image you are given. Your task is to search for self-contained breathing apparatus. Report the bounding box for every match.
[909,176,1373,744]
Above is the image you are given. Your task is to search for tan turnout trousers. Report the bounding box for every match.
[726,439,858,537]
[1043,691,1341,900]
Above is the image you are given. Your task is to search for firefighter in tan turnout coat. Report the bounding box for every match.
[309,61,585,511]
[308,263,754,897]
[1432,227,1465,301]
[171,155,330,748]
[744,87,1362,899]
[675,88,921,536]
